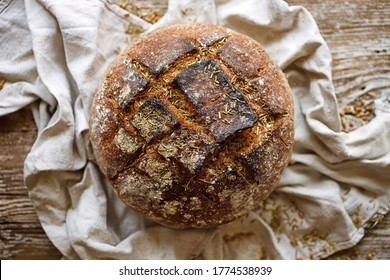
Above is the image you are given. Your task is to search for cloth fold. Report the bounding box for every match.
[1,0,389,259]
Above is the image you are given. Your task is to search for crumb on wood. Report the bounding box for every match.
[366,251,375,260]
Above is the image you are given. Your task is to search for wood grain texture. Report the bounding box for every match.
[0,107,62,259]
[0,0,389,259]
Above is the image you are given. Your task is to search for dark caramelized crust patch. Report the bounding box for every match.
[90,23,294,229]
[173,60,258,142]
[112,64,149,109]
[132,35,196,76]
[241,120,293,185]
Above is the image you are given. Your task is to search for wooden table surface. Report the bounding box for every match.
[1,0,389,260]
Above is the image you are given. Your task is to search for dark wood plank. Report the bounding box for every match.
[0,107,62,259]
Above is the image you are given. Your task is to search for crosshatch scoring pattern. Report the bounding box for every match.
[90,24,294,228]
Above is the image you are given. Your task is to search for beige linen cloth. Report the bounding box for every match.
[1,0,389,259]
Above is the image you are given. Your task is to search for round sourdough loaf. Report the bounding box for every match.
[89,23,294,229]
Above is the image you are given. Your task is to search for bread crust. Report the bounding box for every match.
[89,23,294,229]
